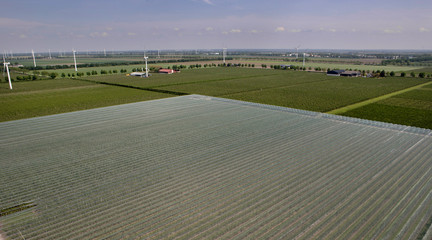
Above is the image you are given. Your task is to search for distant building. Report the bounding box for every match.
[129,72,146,77]
[340,71,361,77]
[159,69,175,74]
[327,70,361,77]
[327,70,345,76]
[280,65,292,69]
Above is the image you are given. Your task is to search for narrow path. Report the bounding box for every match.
[326,81,432,115]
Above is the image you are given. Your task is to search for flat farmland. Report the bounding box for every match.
[143,69,428,112]
[342,85,432,129]
[2,67,431,128]
[1,95,432,239]
[0,79,172,122]
[243,59,422,72]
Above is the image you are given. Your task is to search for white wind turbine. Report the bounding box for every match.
[73,49,78,72]
[303,53,306,67]
[223,48,227,64]
[295,45,301,59]
[31,49,36,67]
[2,52,5,77]
[3,56,12,89]
[144,52,149,78]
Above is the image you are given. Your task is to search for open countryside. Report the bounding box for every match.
[1,55,432,129]
[2,0,432,239]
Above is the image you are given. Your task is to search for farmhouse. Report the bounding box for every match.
[159,69,174,74]
[327,69,345,76]
[327,69,361,77]
[340,71,361,77]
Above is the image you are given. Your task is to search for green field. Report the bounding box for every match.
[86,68,429,111]
[342,86,432,129]
[1,67,431,129]
[0,79,171,122]
[244,59,422,72]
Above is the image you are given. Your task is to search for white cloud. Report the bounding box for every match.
[275,26,285,32]
[230,29,241,33]
[0,17,54,28]
[205,27,214,31]
[128,32,136,36]
[329,29,337,33]
[291,29,301,33]
[90,32,109,38]
[384,29,402,34]
[19,34,27,39]
[250,29,259,34]
[419,27,430,32]
[174,27,180,31]
[202,0,214,5]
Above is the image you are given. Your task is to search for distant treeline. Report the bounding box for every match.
[21,57,233,70]
[382,55,432,66]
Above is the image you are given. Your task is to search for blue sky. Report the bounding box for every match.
[1,0,432,53]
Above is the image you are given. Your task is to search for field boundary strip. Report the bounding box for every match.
[326,81,432,115]
[76,78,189,96]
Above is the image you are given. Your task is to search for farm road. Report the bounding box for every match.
[327,81,432,115]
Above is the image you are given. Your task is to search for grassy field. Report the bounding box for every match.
[244,59,423,72]
[0,79,172,122]
[341,86,432,129]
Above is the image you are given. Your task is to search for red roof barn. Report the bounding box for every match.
[159,69,174,74]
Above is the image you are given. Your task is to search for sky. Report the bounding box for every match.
[1,0,432,53]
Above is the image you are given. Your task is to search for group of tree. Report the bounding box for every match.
[382,55,432,66]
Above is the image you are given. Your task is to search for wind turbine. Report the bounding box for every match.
[2,52,5,74]
[223,48,227,64]
[144,52,149,78]
[303,53,306,67]
[4,61,12,89]
[72,49,77,72]
[295,45,301,59]
[48,49,52,59]
[31,49,36,67]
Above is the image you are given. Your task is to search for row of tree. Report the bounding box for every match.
[20,57,234,71]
